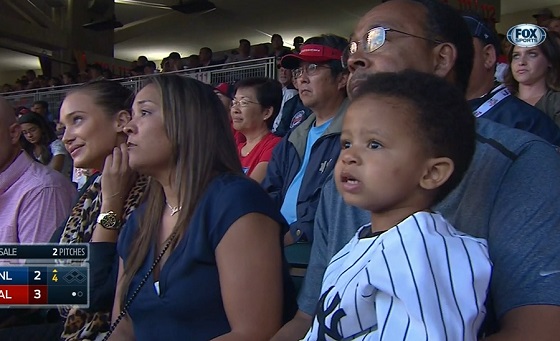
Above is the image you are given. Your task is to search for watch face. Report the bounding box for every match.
[104,215,117,227]
[101,213,119,229]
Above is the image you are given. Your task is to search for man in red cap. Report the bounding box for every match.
[262,34,349,245]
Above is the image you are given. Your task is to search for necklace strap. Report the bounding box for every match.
[101,231,177,341]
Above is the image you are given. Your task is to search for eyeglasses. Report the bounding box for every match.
[292,63,331,79]
[342,26,444,68]
[231,98,260,108]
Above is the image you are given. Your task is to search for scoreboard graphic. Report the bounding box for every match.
[0,244,89,308]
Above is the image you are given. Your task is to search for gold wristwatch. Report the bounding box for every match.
[97,211,121,230]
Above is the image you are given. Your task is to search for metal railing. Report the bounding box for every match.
[1,57,277,118]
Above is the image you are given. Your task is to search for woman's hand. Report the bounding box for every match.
[101,143,138,214]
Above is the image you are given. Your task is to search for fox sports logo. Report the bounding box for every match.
[507,24,547,48]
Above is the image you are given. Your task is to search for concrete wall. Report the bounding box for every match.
[497,5,560,34]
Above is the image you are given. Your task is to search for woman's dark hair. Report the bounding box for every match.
[66,79,134,116]
[18,112,58,164]
[504,31,560,93]
[120,74,243,307]
[234,77,283,129]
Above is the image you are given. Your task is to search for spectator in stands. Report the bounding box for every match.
[533,8,555,26]
[31,100,47,115]
[15,106,31,118]
[270,34,291,57]
[273,1,560,340]
[130,66,144,76]
[37,75,49,88]
[109,74,296,340]
[62,72,76,85]
[87,63,104,81]
[18,112,73,178]
[143,61,157,74]
[184,54,202,69]
[25,70,37,83]
[199,47,216,67]
[214,82,233,109]
[272,88,312,137]
[231,77,282,181]
[1,83,13,93]
[272,54,298,133]
[0,97,75,243]
[262,34,350,245]
[167,52,183,71]
[14,78,26,91]
[505,32,560,126]
[31,100,56,130]
[293,36,304,53]
[52,80,148,341]
[102,68,114,80]
[463,14,560,144]
[49,76,62,87]
[547,17,560,34]
[161,57,171,72]
[137,55,148,67]
[252,44,269,59]
[226,39,252,63]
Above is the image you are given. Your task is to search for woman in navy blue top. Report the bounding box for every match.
[108,74,295,340]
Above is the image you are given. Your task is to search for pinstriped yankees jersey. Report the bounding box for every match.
[302,212,492,341]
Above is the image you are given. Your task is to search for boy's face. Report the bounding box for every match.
[335,95,431,213]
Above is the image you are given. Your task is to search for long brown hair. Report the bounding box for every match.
[119,74,243,306]
[504,31,560,93]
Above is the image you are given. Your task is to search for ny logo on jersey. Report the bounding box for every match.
[315,286,346,340]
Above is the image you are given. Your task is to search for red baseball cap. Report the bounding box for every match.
[280,44,343,69]
[214,83,232,98]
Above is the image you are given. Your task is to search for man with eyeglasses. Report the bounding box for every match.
[262,34,350,246]
[272,0,560,340]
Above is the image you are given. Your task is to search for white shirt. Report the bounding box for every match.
[303,212,492,341]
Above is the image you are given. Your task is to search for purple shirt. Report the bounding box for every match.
[0,152,76,243]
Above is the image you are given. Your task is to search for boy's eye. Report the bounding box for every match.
[341,140,351,149]
[368,141,382,149]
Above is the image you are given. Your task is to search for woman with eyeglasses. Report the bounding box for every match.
[231,77,283,182]
[107,74,296,340]
[18,112,73,178]
[505,31,560,127]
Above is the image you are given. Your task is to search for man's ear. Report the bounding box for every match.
[432,43,458,80]
[9,123,22,144]
[419,157,454,191]
[115,110,132,132]
[337,72,350,92]
[483,44,497,70]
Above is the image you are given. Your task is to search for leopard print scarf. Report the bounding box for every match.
[59,174,149,341]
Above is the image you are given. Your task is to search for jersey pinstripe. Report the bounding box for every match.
[302,212,492,341]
